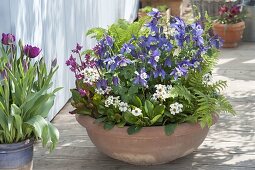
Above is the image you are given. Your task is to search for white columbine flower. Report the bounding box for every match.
[131,108,142,116]
[118,102,129,112]
[169,102,183,115]
[202,73,213,85]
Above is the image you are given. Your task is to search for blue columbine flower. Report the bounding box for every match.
[105,36,114,47]
[112,76,120,86]
[170,65,188,80]
[209,35,223,49]
[120,43,136,56]
[145,18,159,34]
[147,8,161,19]
[116,55,132,67]
[96,79,108,90]
[104,56,117,71]
[134,68,149,87]
[164,58,172,67]
[170,17,186,32]
[159,37,172,52]
[153,66,166,79]
[148,49,160,68]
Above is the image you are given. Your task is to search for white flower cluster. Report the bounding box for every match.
[152,84,172,101]
[202,73,213,85]
[104,96,120,108]
[82,67,100,84]
[95,86,112,95]
[118,102,129,112]
[131,107,142,116]
[169,102,183,115]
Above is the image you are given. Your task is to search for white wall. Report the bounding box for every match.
[0,0,138,120]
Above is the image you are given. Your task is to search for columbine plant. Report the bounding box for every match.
[216,1,246,24]
[67,9,235,135]
[0,33,60,151]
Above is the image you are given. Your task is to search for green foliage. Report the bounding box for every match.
[0,41,61,151]
[164,123,177,136]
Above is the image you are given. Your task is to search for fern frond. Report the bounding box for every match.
[170,85,194,103]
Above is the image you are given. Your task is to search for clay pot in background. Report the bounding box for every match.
[213,21,245,48]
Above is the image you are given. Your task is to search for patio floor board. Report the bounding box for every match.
[34,43,255,169]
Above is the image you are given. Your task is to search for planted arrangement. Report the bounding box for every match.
[0,33,60,169]
[213,1,246,47]
[67,9,235,165]
[67,9,235,135]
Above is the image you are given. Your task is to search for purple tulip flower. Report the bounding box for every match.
[24,45,41,58]
[1,33,15,45]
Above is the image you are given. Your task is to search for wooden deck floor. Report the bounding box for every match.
[34,43,255,170]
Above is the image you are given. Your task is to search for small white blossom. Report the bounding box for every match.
[105,86,112,94]
[193,61,200,68]
[131,108,143,116]
[105,96,114,107]
[95,88,105,95]
[155,55,160,62]
[169,102,183,115]
[173,48,181,56]
[118,102,129,112]
[112,96,120,108]
[152,84,172,101]
[202,73,213,85]
[82,67,100,84]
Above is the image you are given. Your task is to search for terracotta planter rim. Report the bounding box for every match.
[76,114,218,138]
[213,21,245,27]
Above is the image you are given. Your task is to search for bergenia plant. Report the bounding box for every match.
[67,9,235,135]
[216,1,246,24]
[0,33,61,151]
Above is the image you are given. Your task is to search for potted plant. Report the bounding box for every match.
[67,9,235,165]
[212,1,246,48]
[0,33,61,169]
[138,5,170,20]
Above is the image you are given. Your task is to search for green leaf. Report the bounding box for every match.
[25,115,48,138]
[127,125,142,135]
[164,123,177,136]
[124,112,138,124]
[47,123,59,152]
[132,96,142,108]
[70,89,83,103]
[150,114,162,125]
[103,122,115,130]
[95,117,106,123]
[153,105,165,115]
[144,100,154,118]
[86,27,106,40]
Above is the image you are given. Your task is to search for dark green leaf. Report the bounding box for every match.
[103,122,115,130]
[127,125,142,135]
[164,123,177,136]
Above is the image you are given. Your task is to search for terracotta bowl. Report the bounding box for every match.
[76,115,218,165]
[213,21,245,48]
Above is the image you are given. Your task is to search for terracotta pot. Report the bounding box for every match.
[76,115,218,165]
[212,21,245,48]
